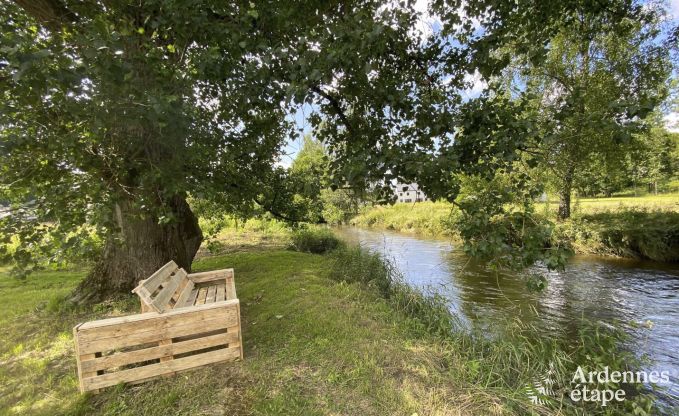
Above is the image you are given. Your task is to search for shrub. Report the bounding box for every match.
[289,228,344,254]
[555,209,679,262]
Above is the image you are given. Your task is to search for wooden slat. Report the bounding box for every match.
[80,299,239,330]
[80,332,239,373]
[215,283,226,302]
[151,269,187,312]
[174,280,195,309]
[225,276,236,300]
[78,303,237,340]
[73,324,86,393]
[172,275,191,303]
[206,285,217,304]
[184,287,199,307]
[78,311,239,355]
[188,269,233,284]
[82,346,242,391]
[236,304,244,359]
[132,261,178,294]
[195,287,208,305]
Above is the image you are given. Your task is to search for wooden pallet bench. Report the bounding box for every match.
[73,261,243,393]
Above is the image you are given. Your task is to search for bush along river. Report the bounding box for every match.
[335,226,679,411]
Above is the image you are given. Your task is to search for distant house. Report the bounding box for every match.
[390,182,429,203]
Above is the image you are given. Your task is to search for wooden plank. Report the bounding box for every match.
[82,346,241,391]
[195,287,208,305]
[80,332,239,373]
[132,261,178,294]
[151,269,187,312]
[79,300,239,330]
[215,283,226,302]
[205,285,217,304]
[171,274,191,304]
[225,276,236,300]
[73,324,86,393]
[236,303,244,359]
[78,304,236,341]
[188,268,233,284]
[174,280,195,309]
[79,311,239,354]
[184,287,199,307]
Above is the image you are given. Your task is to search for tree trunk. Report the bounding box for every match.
[73,195,203,303]
[557,166,575,220]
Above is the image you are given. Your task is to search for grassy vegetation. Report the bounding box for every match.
[0,250,504,415]
[289,228,344,254]
[352,194,679,262]
[350,201,460,238]
[0,235,662,415]
[539,192,679,215]
[198,216,292,256]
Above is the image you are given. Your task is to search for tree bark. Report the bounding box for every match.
[73,195,203,303]
[557,166,575,220]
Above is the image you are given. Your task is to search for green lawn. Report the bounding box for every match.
[540,192,679,215]
[0,251,498,415]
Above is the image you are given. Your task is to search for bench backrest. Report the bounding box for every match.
[132,261,191,313]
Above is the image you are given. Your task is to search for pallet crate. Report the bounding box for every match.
[73,261,243,393]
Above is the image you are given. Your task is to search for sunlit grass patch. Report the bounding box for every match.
[351,201,460,237]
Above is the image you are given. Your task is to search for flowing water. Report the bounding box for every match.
[335,226,679,408]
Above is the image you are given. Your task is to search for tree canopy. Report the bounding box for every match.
[508,4,672,218]
[1,0,673,299]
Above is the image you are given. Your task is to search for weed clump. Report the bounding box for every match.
[289,227,344,254]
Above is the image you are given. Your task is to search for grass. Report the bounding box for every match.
[289,227,344,254]
[198,217,292,256]
[0,239,662,415]
[0,251,511,415]
[352,194,679,262]
[540,192,679,215]
[350,201,460,238]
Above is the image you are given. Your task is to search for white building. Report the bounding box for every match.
[390,182,429,203]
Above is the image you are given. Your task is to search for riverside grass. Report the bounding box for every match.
[329,246,658,416]
[352,195,679,262]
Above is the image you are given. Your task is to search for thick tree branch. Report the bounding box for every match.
[310,85,355,135]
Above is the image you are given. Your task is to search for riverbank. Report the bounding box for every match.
[1,230,667,414]
[351,198,679,262]
[0,250,508,415]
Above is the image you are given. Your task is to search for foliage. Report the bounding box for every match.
[320,188,362,226]
[555,209,679,262]
[453,172,572,271]
[1,0,665,286]
[289,227,344,254]
[289,136,364,225]
[510,6,672,219]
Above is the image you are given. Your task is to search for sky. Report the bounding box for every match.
[280,0,679,166]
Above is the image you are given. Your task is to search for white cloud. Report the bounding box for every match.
[411,0,441,42]
[669,0,679,19]
[463,70,487,98]
[378,0,441,43]
[664,112,679,133]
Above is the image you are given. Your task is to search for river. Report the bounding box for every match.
[335,226,679,408]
